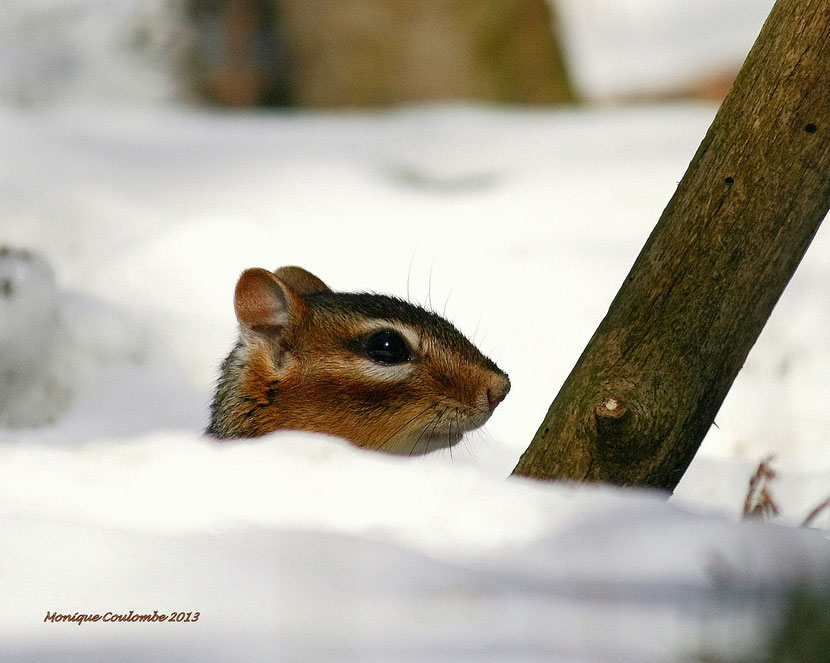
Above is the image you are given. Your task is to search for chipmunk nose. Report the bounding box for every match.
[486,373,511,411]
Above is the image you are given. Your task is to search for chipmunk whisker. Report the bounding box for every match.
[410,402,449,456]
[376,400,438,453]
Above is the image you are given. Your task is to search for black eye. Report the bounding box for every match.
[364,330,411,365]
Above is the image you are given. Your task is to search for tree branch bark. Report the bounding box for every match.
[513,0,830,490]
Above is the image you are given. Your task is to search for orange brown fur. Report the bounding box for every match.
[208,266,509,454]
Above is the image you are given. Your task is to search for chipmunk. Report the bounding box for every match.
[208,266,510,454]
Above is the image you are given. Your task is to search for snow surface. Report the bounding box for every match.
[2,1,829,662]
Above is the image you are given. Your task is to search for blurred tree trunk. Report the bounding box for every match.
[537,0,575,104]
[513,0,830,490]
[183,0,575,107]
[184,0,293,107]
[278,0,575,107]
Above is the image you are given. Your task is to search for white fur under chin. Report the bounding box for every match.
[380,430,464,456]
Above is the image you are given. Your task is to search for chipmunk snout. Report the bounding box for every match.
[486,373,511,411]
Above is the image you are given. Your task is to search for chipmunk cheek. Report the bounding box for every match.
[354,360,415,383]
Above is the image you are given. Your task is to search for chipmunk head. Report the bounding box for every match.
[208,266,510,454]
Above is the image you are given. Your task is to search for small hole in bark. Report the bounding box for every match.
[804,123,817,133]
[724,177,734,185]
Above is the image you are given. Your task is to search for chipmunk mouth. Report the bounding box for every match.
[374,404,489,455]
[381,429,464,456]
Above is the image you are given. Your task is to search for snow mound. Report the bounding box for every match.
[3,432,829,662]
[0,247,70,427]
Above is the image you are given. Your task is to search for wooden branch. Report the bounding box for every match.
[513,0,830,490]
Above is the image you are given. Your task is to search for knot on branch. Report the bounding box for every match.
[593,396,632,446]
[590,391,662,467]
[595,397,627,420]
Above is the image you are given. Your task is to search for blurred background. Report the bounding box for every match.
[1,0,773,110]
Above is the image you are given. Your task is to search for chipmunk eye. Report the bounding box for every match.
[364,330,411,365]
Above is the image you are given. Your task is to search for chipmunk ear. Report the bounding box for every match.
[234,268,307,332]
[273,266,331,296]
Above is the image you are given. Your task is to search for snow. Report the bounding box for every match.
[2,1,829,661]
[3,434,830,662]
